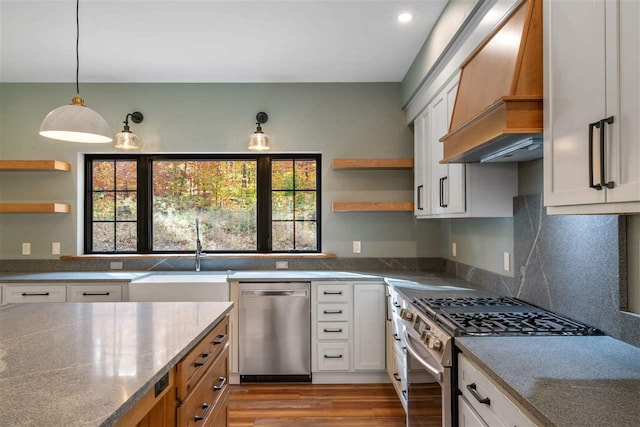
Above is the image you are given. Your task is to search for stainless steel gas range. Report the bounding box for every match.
[399,295,602,427]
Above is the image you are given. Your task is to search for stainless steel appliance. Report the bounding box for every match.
[400,295,602,427]
[238,282,311,382]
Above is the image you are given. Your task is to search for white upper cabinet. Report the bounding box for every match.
[544,0,640,214]
[414,73,517,219]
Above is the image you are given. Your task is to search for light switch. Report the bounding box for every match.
[22,242,31,255]
[504,252,511,271]
[52,242,61,255]
[353,241,361,254]
[452,242,457,257]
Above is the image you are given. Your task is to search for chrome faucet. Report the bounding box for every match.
[195,217,205,271]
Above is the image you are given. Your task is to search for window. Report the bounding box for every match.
[85,154,320,254]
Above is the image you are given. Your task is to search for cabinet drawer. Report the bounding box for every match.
[177,345,229,427]
[458,395,488,427]
[177,315,229,400]
[317,321,349,340]
[458,355,535,427]
[4,284,66,303]
[316,283,351,302]
[317,303,350,321]
[67,284,122,302]
[317,342,350,371]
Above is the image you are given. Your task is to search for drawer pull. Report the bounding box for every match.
[193,403,210,422]
[467,383,491,406]
[323,328,343,333]
[393,302,401,308]
[323,291,343,295]
[393,333,401,342]
[393,373,401,382]
[194,353,210,367]
[213,334,226,345]
[213,376,227,391]
[21,292,50,296]
[323,310,343,314]
[82,292,110,296]
[324,354,343,359]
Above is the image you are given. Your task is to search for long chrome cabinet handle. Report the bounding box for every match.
[213,376,226,391]
[194,403,210,422]
[403,330,443,382]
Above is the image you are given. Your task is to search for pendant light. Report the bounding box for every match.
[39,0,111,143]
[114,112,144,150]
[248,112,271,151]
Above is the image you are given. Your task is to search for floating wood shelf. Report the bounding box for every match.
[332,202,414,212]
[0,203,71,214]
[331,158,414,170]
[0,160,71,171]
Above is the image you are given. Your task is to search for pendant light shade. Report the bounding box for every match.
[40,95,112,143]
[39,0,111,144]
[248,112,270,151]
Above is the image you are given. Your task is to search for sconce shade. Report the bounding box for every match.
[39,97,112,143]
[248,111,270,151]
[114,130,139,150]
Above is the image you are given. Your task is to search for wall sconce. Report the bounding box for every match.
[248,112,270,151]
[114,111,144,150]
[39,0,111,143]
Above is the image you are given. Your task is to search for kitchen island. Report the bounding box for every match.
[0,301,233,426]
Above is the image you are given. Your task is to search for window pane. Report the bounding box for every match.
[272,221,294,251]
[93,192,114,221]
[295,221,317,251]
[295,160,316,190]
[116,222,137,251]
[116,192,137,221]
[116,161,137,190]
[152,160,257,251]
[93,222,114,252]
[295,191,316,220]
[272,191,293,220]
[272,160,294,190]
[93,161,114,190]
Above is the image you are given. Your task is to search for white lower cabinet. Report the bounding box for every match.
[458,354,536,427]
[312,280,387,383]
[3,284,66,303]
[68,284,123,302]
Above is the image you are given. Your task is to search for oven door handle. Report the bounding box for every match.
[403,330,443,382]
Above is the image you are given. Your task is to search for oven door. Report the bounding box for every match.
[405,330,452,427]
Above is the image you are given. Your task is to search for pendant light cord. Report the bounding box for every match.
[75,0,80,95]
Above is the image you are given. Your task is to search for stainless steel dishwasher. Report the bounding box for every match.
[238,282,311,382]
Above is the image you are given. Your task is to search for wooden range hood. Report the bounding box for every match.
[440,0,542,163]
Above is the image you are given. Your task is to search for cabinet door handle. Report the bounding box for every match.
[589,120,603,190]
[393,333,401,342]
[323,328,343,333]
[393,373,401,382]
[600,116,615,189]
[324,354,343,359]
[194,352,210,367]
[323,310,343,314]
[323,291,343,295]
[466,383,491,406]
[213,376,226,391]
[439,177,444,206]
[194,403,210,422]
[439,177,448,208]
[82,292,110,296]
[21,292,49,296]
[417,185,424,210]
[213,334,226,345]
[442,176,448,208]
[393,302,401,308]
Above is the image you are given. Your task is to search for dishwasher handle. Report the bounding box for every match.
[241,289,308,297]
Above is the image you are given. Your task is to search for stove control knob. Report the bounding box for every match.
[400,309,413,321]
[420,331,430,342]
[430,337,442,351]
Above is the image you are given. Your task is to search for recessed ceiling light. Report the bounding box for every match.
[398,12,413,23]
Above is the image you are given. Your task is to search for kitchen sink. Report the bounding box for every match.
[129,272,231,301]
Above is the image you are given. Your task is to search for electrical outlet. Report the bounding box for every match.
[452,242,457,257]
[52,242,61,255]
[22,242,31,256]
[504,252,511,271]
[110,262,123,270]
[353,241,361,254]
[276,261,288,269]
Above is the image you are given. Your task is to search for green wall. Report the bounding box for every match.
[0,83,442,259]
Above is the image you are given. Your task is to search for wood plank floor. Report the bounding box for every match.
[228,383,442,426]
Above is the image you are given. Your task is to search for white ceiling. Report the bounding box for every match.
[0,0,448,83]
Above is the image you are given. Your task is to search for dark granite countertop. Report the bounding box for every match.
[0,301,233,426]
[0,271,150,282]
[456,336,640,427]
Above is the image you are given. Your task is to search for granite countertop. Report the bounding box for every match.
[0,271,151,282]
[456,336,640,427]
[0,301,233,426]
